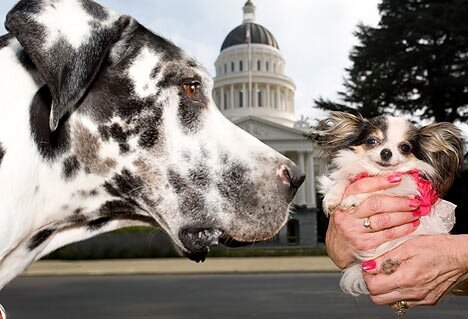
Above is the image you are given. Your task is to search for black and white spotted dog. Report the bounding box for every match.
[0,0,304,290]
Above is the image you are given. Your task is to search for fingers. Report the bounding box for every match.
[354,196,420,218]
[344,174,402,197]
[353,220,420,252]
[362,212,420,233]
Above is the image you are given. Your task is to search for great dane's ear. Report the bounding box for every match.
[5,0,131,131]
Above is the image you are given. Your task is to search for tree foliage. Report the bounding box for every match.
[316,0,468,122]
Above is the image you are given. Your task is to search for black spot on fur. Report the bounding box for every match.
[0,142,5,166]
[80,0,109,20]
[98,200,136,217]
[137,113,162,148]
[167,169,206,215]
[0,34,13,49]
[150,65,161,79]
[89,189,99,196]
[16,49,36,70]
[104,169,144,198]
[63,155,81,180]
[29,86,71,160]
[109,123,128,143]
[87,217,111,231]
[188,165,211,188]
[98,125,111,141]
[68,212,87,224]
[28,228,55,250]
[177,93,206,133]
[217,162,258,210]
[119,143,130,153]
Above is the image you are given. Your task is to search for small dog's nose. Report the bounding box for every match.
[278,164,306,190]
[380,148,392,161]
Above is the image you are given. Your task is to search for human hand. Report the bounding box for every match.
[326,174,421,269]
[363,234,468,309]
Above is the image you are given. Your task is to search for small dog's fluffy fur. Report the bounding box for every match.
[312,112,465,296]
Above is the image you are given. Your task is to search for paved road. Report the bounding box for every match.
[0,273,467,319]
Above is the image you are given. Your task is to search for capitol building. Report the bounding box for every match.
[213,1,324,246]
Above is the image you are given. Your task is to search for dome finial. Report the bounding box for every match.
[243,0,256,23]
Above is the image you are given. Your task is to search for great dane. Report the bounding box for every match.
[0,0,304,291]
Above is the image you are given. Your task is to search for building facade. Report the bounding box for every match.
[213,1,325,246]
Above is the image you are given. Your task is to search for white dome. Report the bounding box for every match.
[213,1,296,127]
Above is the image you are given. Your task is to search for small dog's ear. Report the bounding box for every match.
[310,111,365,157]
[418,122,465,195]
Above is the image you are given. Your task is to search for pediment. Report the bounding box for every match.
[234,116,308,141]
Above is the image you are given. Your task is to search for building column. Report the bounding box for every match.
[295,151,306,206]
[276,86,280,110]
[266,84,270,108]
[254,83,258,107]
[305,152,316,208]
[230,84,234,109]
[242,83,246,107]
[288,90,293,112]
[220,86,225,109]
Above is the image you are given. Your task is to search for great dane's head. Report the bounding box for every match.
[5,0,304,261]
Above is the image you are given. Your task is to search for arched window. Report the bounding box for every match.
[266,61,269,71]
[287,219,300,245]
[224,64,227,74]
[231,62,235,72]
[239,60,243,71]
[257,60,261,71]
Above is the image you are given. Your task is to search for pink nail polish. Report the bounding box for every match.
[388,175,402,183]
[361,260,377,271]
[412,220,421,227]
[412,209,421,217]
[408,199,421,208]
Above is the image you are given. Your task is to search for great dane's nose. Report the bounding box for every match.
[278,164,306,190]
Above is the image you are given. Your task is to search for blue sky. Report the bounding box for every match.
[0,0,380,121]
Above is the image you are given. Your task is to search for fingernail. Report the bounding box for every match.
[388,175,402,183]
[361,260,377,271]
[412,209,421,217]
[412,219,421,227]
[408,199,421,208]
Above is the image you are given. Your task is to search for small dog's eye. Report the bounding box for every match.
[182,81,201,98]
[366,138,379,146]
[399,143,412,154]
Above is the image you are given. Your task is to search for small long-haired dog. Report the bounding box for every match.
[312,111,465,296]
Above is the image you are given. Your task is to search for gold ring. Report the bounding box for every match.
[395,300,409,316]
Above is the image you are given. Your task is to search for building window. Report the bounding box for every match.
[273,63,276,73]
[239,91,244,108]
[257,60,261,71]
[231,62,235,72]
[223,93,227,109]
[239,60,243,71]
[257,90,262,107]
[224,64,227,74]
[266,61,269,71]
[287,219,300,245]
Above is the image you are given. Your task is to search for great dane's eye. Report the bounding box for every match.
[182,81,201,99]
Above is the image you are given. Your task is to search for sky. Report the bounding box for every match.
[0,0,381,122]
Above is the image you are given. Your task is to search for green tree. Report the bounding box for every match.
[316,0,468,122]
